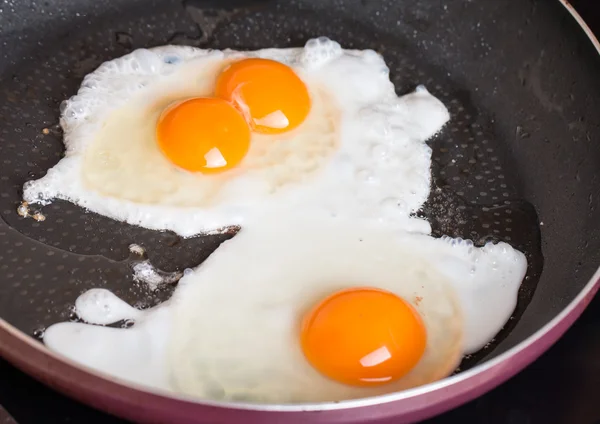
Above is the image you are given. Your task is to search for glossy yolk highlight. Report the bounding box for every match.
[156,97,251,173]
[300,287,427,387]
[215,58,311,134]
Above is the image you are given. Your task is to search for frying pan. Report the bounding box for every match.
[0,0,599,423]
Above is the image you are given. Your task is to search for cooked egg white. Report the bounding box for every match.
[22,38,448,237]
[44,212,526,403]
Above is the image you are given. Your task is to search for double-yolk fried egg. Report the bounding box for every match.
[23,38,449,236]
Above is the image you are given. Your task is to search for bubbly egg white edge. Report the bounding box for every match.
[21,37,449,237]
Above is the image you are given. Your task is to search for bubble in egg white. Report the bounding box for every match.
[75,288,143,325]
[301,37,343,68]
[131,260,182,291]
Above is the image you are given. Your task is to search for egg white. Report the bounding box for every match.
[23,38,449,236]
[43,212,526,403]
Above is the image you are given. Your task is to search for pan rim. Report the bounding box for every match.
[0,0,599,418]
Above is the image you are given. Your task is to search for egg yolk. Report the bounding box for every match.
[215,58,311,134]
[156,97,251,173]
[300,287,427,387]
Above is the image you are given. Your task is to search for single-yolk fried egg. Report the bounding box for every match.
[43,212,527,403]
[22,38,449,236]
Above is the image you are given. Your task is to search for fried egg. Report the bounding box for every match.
[43,212,526,403]
[36,37,528,404]
[22,38,449,236]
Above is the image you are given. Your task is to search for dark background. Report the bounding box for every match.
[1,1,599,423]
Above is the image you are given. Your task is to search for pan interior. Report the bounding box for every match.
[1,0,598,389]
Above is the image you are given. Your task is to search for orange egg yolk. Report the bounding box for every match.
[156,97,251,173]
[300,287,427,387]
[215,58,311,134]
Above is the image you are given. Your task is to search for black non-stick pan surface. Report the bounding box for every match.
[0,0,599,423]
